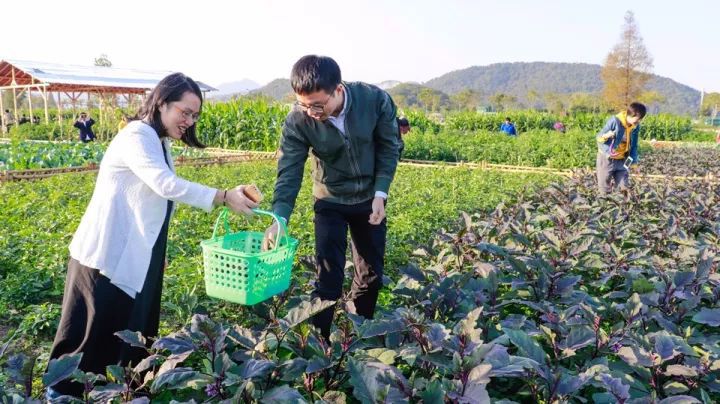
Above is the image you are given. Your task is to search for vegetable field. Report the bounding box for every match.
[1,97,719,403]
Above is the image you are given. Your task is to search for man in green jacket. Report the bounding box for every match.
[263,55,399,339]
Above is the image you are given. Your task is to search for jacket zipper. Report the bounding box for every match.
[340,119,363,197]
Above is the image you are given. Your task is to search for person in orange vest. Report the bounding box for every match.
[596,102,647,194]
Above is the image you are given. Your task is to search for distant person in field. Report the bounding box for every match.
[2,109,13,132]
[500,117,517,136]
[18,113,30,125]
[74,112,96,142]
[595,102,647,195]
[397,116,410,158]
[554,121,566,133]
[45,73,259,400]
[264,55,399,341]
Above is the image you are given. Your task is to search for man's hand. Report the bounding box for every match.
[262,221,285,251]
[369,197,386,225]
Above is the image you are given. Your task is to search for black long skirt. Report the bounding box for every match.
[48,200,172,397]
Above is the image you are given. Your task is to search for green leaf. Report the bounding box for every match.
[348,358,407,403]
[319,391,347,404]
[420,379,445,404]
[238,359,275,379]
[655,335,677,361]
[555,275,581,296]
[559,326,595,355]
[228,325,262,350]
[664,365,698,377]
[279,298,337,331]
[348,357,380,403]
[152,336,195,354]
[598,373,630,400]
[367,348,397,365]
[279,358,308,382]
[114,330,147,348]
[454,307,483,343]
[462,364,491,402]
[43,353,82,387]
[359,318,406,338]
[556,374,583,395]
[157,352,192,377]
[190,314,223,342]
[260,385,306,403]
[504,329,547,365]
[305,356,332,373]
[133,354,163,373]
[211,352,233,375]
[617,345,654,367]
[626,293,643,318]
[663,381,690,395]
[400,264,426,282]
[426,323,450,350]
[692,308,720,327]
[658,397,701,404]
[673,271,695,288]
[150,367,199,394]
[106,365,125,384]
[89,383,125,402]
[695,248,713,281]
[632,278,655,293]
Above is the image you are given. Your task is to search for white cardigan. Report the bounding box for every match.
[69,121,217,297]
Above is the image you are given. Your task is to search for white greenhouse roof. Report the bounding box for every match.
[0,59,217,94]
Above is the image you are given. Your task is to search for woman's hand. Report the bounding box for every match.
[215,186,259,215]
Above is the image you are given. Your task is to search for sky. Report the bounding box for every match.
[4,0,719,92]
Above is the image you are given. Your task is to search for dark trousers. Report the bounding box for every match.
[311,198,386,339]
[596,152,630,195]
[49,202,171,397]
[48,258,164,397]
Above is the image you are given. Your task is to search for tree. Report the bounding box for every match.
[638,91,666,114]
[601,11,654,110]
[451,89,480,111]
[700,92,720,117]
[489,93,517,112]
[542,92,567,115]
[94,54,112,67]
[568,92,602,114]
[418,88,441,112]
[526,89,541,111]
[392,94,408,109]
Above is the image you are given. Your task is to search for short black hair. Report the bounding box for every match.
[505,117,511,121]
[627,102,647,119]
[290,55,341,95]
[397,117,409,127]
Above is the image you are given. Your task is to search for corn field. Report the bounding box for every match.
[196,98,289,150]
[418,110,694,140]
[4,98,698,147]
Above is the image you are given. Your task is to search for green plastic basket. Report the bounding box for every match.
[201,207,298,305]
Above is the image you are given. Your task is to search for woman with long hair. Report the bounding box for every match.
[46,73,258,398]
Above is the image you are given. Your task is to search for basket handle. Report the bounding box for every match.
[211,207,290,251]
